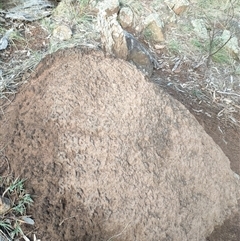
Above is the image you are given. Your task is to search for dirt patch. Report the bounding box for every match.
[24,22,50,51]
[0,49,239,241]
[1,1,240,239]
[153,73,240,175]
[152,69,240,241]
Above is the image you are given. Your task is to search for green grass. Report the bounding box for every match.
[186,23,234,65]
[191,39,207,52]
[0,220,12,234]
[0,26,5,35]
[53,0,93,24]
[167,40,182,55]
[40,17,54,33]
[197,0,222,8]
[192,89,207,101]
[143,28,153,41]
[119,0,144,15]
[77,0,89,7]
[211,48,231,64]
[0,176,34,240]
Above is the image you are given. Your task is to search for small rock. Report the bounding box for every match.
[98,12,128,60]
[96,0,120,17]
[118,7,134,29]
[0,29,13,51]
[5,1,54,21]
[221,30,239,57]
[97,6,158,77]
[52,25,72,41]
[144,13,165,42]
[125,32,158,77]
[0,16,6,23]
[0,36,8,51]
[127,46,153,77]
[164,0,189,15]
[191,19,208,39]
[154,44,166,50]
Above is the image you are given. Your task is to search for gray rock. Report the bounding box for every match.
[125,32,159,77]
[52,25,72,41]
[98,12,128,60]
[221,30,239,57]
[118,7,134,29]
[191,19,208,39]
[0,36,8,51]
[97,2,158,77]
[0,16,6,23]
[4,0,54,21]
[144,13,165,42]
[0,29,13,50]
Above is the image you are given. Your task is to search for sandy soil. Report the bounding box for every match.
[0,4,239,240]
[153,66,240,241]
[0,48,239,241]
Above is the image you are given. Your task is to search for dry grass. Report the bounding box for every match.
[0,176,34,240]
[162,0,240,125]
[0,0,98,103]
[0,0,239,126]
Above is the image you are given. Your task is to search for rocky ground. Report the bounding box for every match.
[0,0,240,240]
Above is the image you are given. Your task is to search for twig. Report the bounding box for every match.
[203,0,235,67]
[59,216,78,226]
[216,90,240,97]
[208,34,232,57]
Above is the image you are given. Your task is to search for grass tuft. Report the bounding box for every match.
[0,176,34,240]
[167,40,182,55]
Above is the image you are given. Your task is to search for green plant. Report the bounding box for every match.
[51,0,93,26]
[0,26,6,35]
[192,89,206,100]
[40,17,54,33]
[211,47,231,64]
[119,0,144,15]
[205,26,232,66]
[191,38,207,51]
[77,0,89,7]
[143,28,153,40]
[74,1,94,24]
[195,0,237,66]
[6,29,26,50]
[168,40,181,55]
[0,220,12,234]
[0,176,34,240]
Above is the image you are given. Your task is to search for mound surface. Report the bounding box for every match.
[0,49,239,241]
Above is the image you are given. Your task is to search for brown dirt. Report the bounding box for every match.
[152,69,240,241]
[24,22,50,51]
[1,2,239,239]
[0,22,49,62]
[0,48,239,241]
[153,71,240,176]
